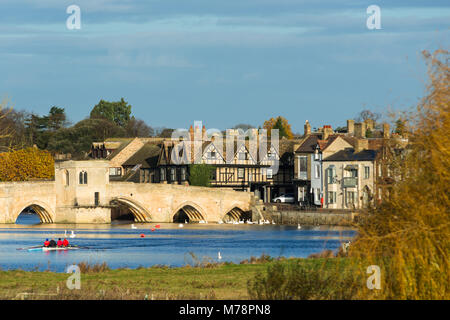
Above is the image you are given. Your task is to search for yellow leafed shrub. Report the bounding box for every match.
[0,147,54,181]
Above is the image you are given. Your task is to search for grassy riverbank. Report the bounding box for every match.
[0,257,344,300]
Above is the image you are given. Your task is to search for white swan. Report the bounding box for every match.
[70,230,76,238]
[218,251,222,260]
[272,220,275,225]
[64,230,67,237]
[178,223,184,228]
[297,224,301,229]
[131,224,137,229]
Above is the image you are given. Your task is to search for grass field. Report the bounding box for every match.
[0,258,339,300]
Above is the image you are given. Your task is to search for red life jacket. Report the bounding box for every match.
[44,241,50,247]
[57,240,63,247]
[62,239,69,247]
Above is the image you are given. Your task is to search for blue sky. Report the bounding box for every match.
[1,0,449,133]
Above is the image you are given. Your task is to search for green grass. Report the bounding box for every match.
[0,258,338,300]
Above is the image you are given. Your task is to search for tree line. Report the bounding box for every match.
[0,98,174,157]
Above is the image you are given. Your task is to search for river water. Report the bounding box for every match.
[0,214,356,272]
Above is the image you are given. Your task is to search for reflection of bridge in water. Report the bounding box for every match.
[0,160,255,224]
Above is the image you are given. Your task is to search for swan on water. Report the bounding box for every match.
[70,230,76,238]
[131,224,137,229]
[178,224,184,228]
[297,224,301,229]
[218,252,222,260]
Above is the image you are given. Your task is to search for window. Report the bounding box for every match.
[160,168,166,181]
[170,168,176,181]
[238,168,244,178]
[299,187,305,201]
[211,169,217,181]
[79,171,87,185]
[238,152,247,160]
[350,169,358,178]
[315,164,320,179]
[64,170,69,186]
[208,151,216,159]
[327,191,336,204]
[364,166,370,179]
[94,192,99,206]
[314,188,320,202]
[181,167,186,181]
[299,156,307,179]
[267,169,273,179]
[109,167,122,176]
[327,166,336,184]
[346,191,355,206]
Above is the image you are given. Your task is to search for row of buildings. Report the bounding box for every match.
[89,119,408,210]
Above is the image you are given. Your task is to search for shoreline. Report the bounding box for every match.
[0,257,342,300]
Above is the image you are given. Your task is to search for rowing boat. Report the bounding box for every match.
[27,246,80,252]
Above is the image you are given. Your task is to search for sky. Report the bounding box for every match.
[0,0,449,133]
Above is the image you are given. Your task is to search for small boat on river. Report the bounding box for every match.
[28,246,80,252]
[18,245,82,252]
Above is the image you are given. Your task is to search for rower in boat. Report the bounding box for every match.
[44,239,50,247]
[63,238,69,247]
[57,238,63,247]
[49,238,57,248]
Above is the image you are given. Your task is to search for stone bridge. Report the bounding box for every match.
[0,160,254,224]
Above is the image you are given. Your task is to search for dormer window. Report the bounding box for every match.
[314,145,320,160]
[238,152,248,160]
[208,151,216,159]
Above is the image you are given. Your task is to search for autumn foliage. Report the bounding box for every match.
[262,116,294,139]
[348,49,450,299]
[0,147,54,181]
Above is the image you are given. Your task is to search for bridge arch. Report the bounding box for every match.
[172,201,207,223]
[222,205,251,222]
[15,200,54,224]
[110,197,152,223]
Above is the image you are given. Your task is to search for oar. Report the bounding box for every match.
[16,245,43,251]
[70,245,90,249]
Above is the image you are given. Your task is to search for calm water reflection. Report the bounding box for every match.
[0,214,356,272]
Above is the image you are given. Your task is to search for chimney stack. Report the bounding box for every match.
[355,138,369,153]
[347,119,355,135]
[304,120,311,136]
[323,125,333,140]
[364,119,375,131]
[189,125,194,141]
[354,122,366,138]
[383,123,390,139]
